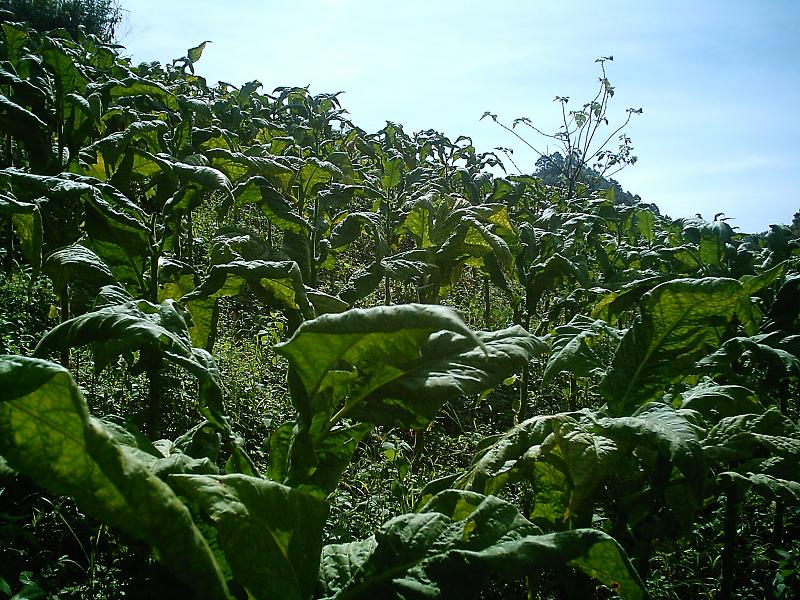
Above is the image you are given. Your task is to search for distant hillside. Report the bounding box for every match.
[533,151,657,213]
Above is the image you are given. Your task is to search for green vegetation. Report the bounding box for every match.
[0,0,121,41]
[1,8,799,599]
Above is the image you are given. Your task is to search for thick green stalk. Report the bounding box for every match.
[173,216,182,260]
[514,306,531,425]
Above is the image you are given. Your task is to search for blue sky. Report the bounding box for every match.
[120,0,799,233]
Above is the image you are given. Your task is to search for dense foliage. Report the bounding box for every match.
[0,10,798,599]
[0,0,121,41]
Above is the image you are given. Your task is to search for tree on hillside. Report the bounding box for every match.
[533,151,645,207]
[790,209,800,236]
[0,0,122,41]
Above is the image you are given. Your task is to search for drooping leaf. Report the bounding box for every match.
[182,260,315,348]
[678,381,762,420]
[329,211,388,259]
[108,77,178,111]
[600,277,750,416]
[702,408,800,464]
[275,304,545,430]
[232,176,310,235]
[0,356,230,600]
[43,244,114,295]
[32,295,223,416]
[526,254,591,312]
[168,473,328,600]
[451,403,706,530]
[337,262,385,304]
[0,192,43,275]
[590,276,665,325]
[543,315,622,383]
[318,490,645,599]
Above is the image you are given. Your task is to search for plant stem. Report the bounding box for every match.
[568,374,577,411]
[4,217,13,275]
[483,274,491,329]
[720,482,739,600]
[515,362,529,425]
[186,210,194,264]
[146,356,163,439]
[310,194,319,287]
[60,284,70,368]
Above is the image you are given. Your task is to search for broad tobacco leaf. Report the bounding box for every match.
[600,277,752,416]
[543,314,622,383]
[32,291,224,418]
[318,490,645,599]
[0,191,43,276]
[275,304,545,431]
[449,403,705,530]
[43,243,114,294]
[0,356,230,600]
[272,304,544,495]
[702,408,800,464]
[182,259,315,348]
[168,473,329,600]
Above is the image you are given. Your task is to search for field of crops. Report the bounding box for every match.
[0,13,798,600]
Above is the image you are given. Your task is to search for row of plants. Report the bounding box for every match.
[0,12,798,599]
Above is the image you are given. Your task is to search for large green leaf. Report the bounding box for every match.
[0,192,43,275]
[719,471,800,505]
[379,148,404,190]
[399,195,435,248]
[590,276,665,325]
[698,333,800,388]
[543,315,622,383]
[267,421,372,497]
[182,260,315,348]
[32,294,223,414]
[0,94,52,169]
[0,170,150,288]
[0,356,230,600]
[702,408,800,464]
[297,157,343,197]
[337,262,385,304]
[525,254,591,312]
[232,176,310,234]
[678,381,762,420]
[451,403,705,530]
[43,243,114,294]
[599,277,750,416]
[275,304,545,430]
[318,490,645,599]
[329,211,388,259]
[107,77,178,111]
[168,473,328,600]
